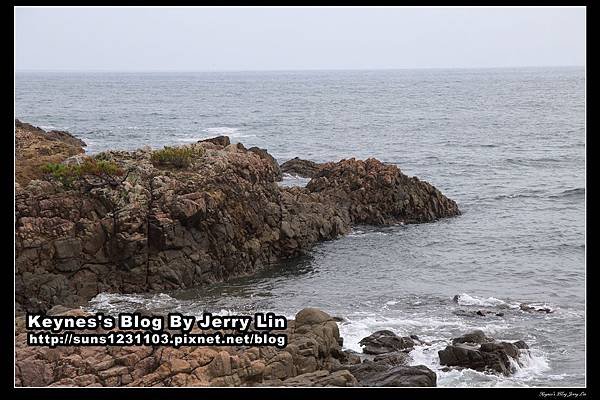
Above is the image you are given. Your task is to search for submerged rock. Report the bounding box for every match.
[519,303,554,313]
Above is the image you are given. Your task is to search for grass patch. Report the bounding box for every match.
[41,157,124,186]
[150,146,204,168]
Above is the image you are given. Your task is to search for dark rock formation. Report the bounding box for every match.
[280,157,323,178]
[358,330,416,355]
[16,123,460,313]
[345,351,435,387]
[341,331,436,387]
[438,330,529,375]
[451,330,493,345]
[349,363,437,387]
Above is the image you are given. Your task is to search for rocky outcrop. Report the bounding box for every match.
[16,124,460,313]
[16,119,87,148]
[15,119,86,185]
[348,360,436,387]
[307,158,460,224]
[438,330,529,375]
[358,330,416,355]
[17,307,370,387]
[350,331,436,387]
[280,157,323,178]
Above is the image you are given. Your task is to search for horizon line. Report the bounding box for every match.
[15,65,585,73]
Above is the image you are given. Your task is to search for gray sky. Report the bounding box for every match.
[15,7,586,71]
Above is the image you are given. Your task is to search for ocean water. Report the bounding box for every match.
[15,67,585,387]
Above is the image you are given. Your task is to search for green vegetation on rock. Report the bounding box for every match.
[41,157,124,186]
[151,146,205,168]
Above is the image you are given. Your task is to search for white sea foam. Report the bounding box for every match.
[455,293,510,308]
[86,292,177,313]
[337,311,553,387]
[203,127,255,138]
[455,293,557,314]
[40,125,69,131]
[278,173,311,188]
[173,126,256,144]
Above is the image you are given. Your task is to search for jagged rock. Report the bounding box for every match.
[307,158,460,224]
[280,157,323,178]
[358,330,415,355]
[248,146,282,181]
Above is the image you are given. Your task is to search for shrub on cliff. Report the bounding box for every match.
[151,146,205,168]
[41,157,124,187]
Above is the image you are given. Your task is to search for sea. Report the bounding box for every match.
[15,67,585,387]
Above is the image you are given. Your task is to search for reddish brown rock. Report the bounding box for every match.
[15,308,364,387]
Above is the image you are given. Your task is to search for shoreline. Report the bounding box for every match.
[15,120,460,314]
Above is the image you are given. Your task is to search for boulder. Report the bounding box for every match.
[347,353,436,387]
[358,330,416,355]
[439,331,529,375]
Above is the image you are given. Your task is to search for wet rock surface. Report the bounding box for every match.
[345,331,436,387]
[16,123,460,313]
[358,330,416,354]
[438,330,530,375]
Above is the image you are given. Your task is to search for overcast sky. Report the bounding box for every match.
[15,7,586,71]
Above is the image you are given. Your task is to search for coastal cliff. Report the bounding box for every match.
[15,121,460,313]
